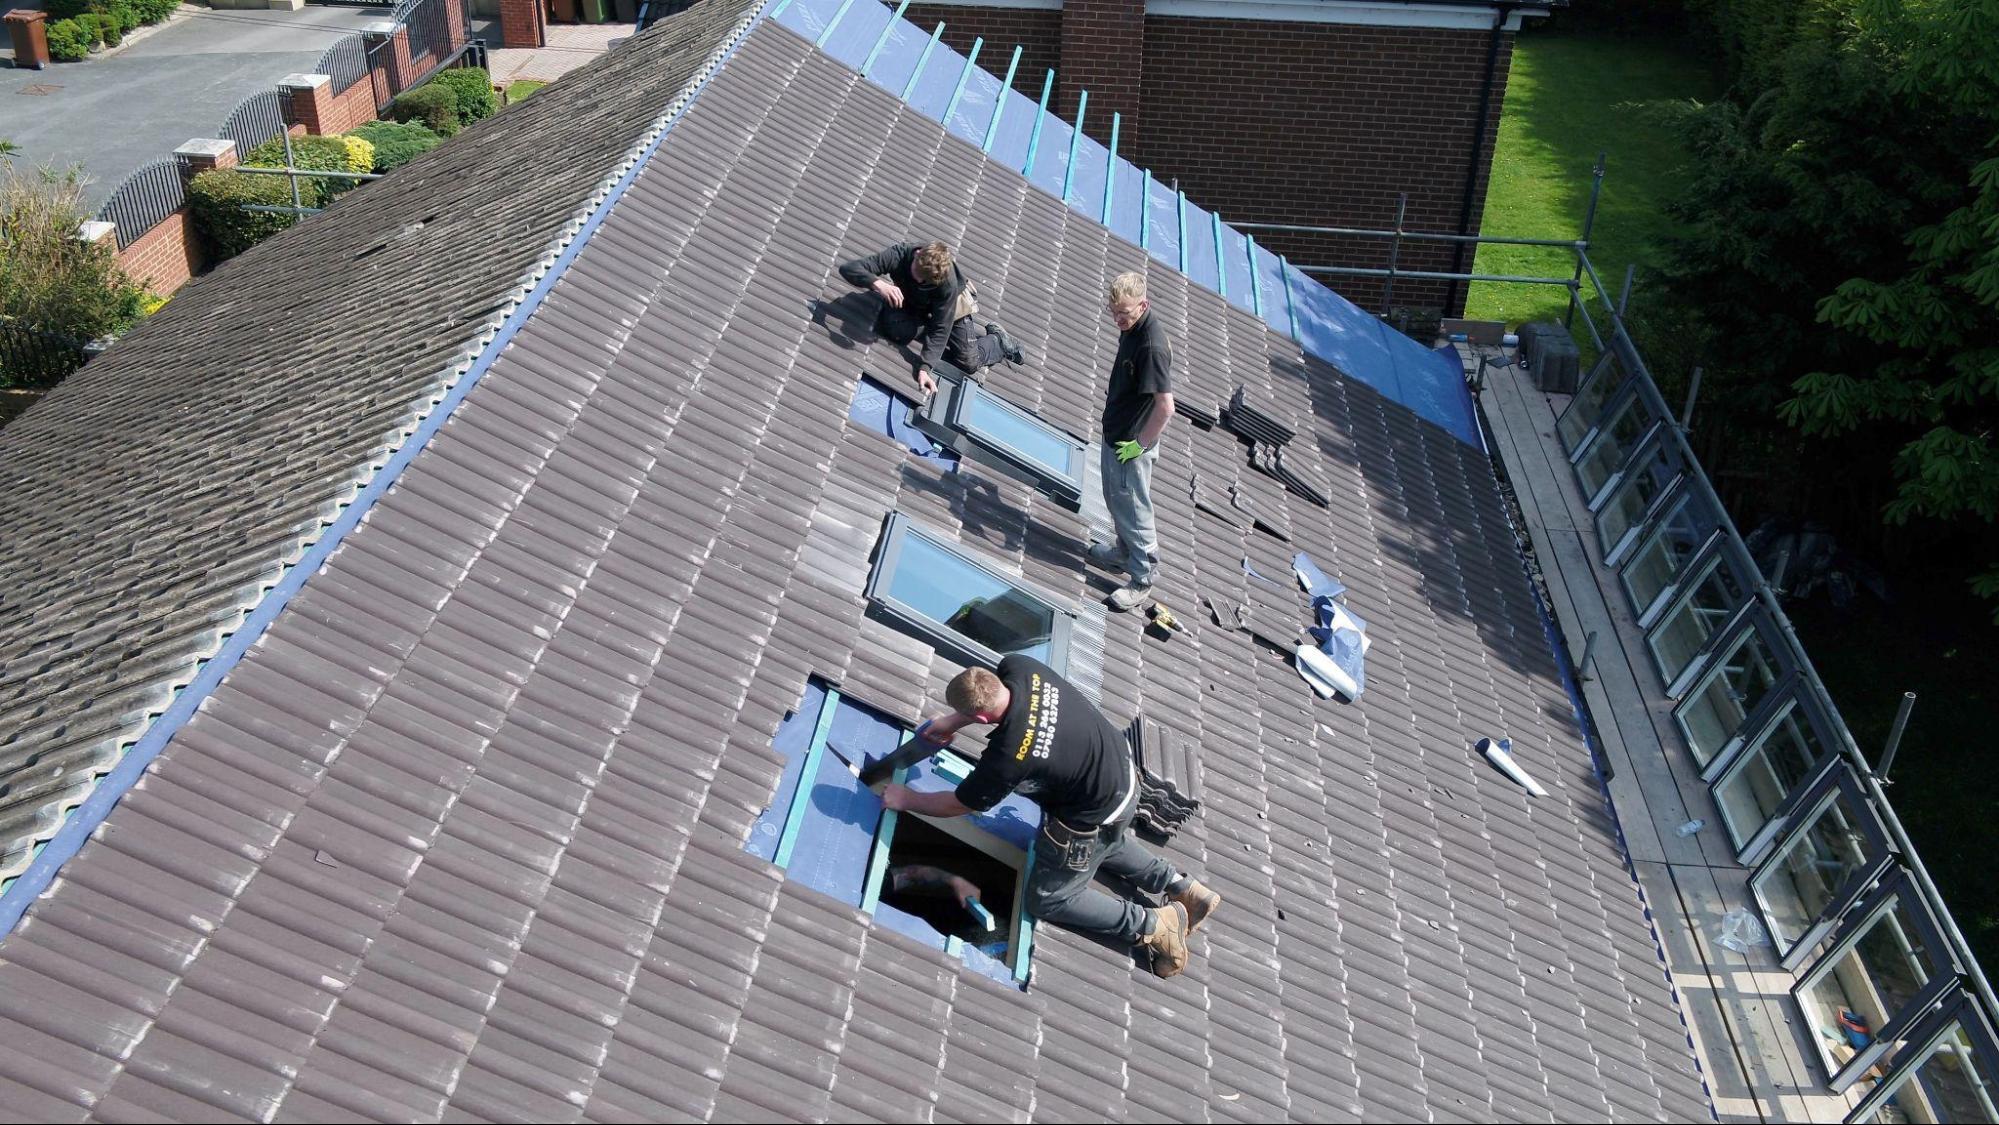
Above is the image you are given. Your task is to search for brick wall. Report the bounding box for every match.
[116,212,204,297]
[1136,17,1512,315]
[1056,0,1143,142]
[322,78,380,135]
[883,3,1513,316]
[903,4,1061,100]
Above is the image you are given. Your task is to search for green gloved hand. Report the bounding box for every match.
[1115,440,1146,463]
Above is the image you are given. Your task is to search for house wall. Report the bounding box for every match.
[895,2,1515,316]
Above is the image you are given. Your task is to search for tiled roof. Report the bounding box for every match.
[0,0,768,883]
[0,6,1715,1122]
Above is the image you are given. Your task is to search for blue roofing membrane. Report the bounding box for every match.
[772,0,1478,444]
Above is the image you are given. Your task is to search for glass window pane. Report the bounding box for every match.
[1558,354,1624,452]
[1622,493,1709,620]
[1716,702,1828,850]
[1647,558,1745,686]
[888,531,1056,662]
[1676,628,1783,765]
[1597,447,1679,555]
[1575,396,1653,500]
[1858,1022,1999,1124]
[1756,789,1877,953]
[962,391,1077,478]
[1800,895,1946,1081]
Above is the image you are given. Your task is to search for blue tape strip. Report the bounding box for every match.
[774,686,842,869]
[1176,191,1188,274]
[982,46,1021,153]
[1246,234,1263,317]
[814,0,855,47]
[943,37,983,125]
[1101,112,1120,223]
[0,4,780,940]
[1061,89,1087,203]
[1212,211,1226,300]
[1022,68,1054,176]
[1014,836,1037,985]
[1139,169,1152,249]
[859,0,909,75]
[859,763,907,912]
[901,23,943,101]
[1281,255,1299,342]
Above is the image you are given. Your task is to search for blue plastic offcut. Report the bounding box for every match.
[1181,199,1220,291]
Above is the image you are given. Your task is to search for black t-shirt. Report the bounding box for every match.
[1101,309,1174,444]
[955,655,1131,826]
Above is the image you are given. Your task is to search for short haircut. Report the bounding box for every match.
[913,241,954,284]
[946,666,1007,717]
[1108,271,1147,304]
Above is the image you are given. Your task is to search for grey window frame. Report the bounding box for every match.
[939,375,1088,509]
[1622,492,1723,628]
[1671,612,1791,766]
[1707,686,1838,861]
[1556,350,1627,454]
[1794,871,1964,1091]
[1569,386,1659,506]
[1644,541,1756,696]
[1844,996,1999,1124]
[1593,436,1686,567]
[864,512,1077,674]
[1750,763,1896,969]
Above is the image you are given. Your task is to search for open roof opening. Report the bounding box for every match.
[850,374,960,468]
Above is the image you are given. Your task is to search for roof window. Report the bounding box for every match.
[864,512,1076,674]
[916,368,1087,509]
[850,374,960,468]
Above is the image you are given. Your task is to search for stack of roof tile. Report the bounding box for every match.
[1249,441,1331,508]
[1223,384,1297,447]
[1174,397,1220,429]
[1128,715,1201,838]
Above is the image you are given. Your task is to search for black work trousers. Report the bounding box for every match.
[876,306,1007,372]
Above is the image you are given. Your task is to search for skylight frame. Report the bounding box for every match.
[1749,763,1897,968]
[864,512,1077,675]
[942,377,1089,509]
[1843,997,1999,1124]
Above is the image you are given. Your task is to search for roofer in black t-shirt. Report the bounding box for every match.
[839,240,1026,399]
[1087,270,1175,612]
[881,655,1222,979]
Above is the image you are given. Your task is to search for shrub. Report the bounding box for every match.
[44,18,91,61]
[186,168,320,260]
[346,120,440,173]
[504,80,545,106]
[45,0,90,18]
[96,14,122,47]
[428,67,498,126]
[0,164,145,387]
[388,84,460,137]
[74,13,106,45]
[244,133,373,201]
[131,0,179,21]
[102,0,139,33]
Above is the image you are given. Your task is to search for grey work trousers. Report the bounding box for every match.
[1100,441,1159,586]
[1028,815,1182,946]
[876,306,1008,372]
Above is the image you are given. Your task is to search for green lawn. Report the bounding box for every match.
[1466,33,1718,328]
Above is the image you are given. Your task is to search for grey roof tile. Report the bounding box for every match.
[0,9,1718,1123]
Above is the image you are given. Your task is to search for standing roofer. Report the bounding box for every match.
[840,240,1026,398]
[1088,271,1175,612]
[881,656,1221,979]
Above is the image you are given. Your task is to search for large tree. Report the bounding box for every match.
[1662,0,1999,613]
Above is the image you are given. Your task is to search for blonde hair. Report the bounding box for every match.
[914,241,955,284]
[1108,271,1147,304]
[946,666,1006,717]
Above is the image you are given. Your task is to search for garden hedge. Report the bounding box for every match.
[346,120,441,173]
[388,84,460,138]
[187,168,321,260]
[428,67,498,126]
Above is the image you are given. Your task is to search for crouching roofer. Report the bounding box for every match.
[881,655,1222,978]
[839,240,1026,398]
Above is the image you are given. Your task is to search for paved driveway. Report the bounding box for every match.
[2,4,384,211]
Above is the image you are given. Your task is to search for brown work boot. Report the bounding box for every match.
[1140,903,1191,978]
[1172,880,1222,933]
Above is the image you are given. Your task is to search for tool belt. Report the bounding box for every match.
[1040,816,1100,872]
[953,275,979,322]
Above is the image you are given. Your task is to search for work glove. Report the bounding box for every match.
[1115,440,1146,463]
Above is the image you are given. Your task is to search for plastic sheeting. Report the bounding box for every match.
[768,0,1481,447]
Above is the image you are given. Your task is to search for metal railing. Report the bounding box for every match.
[1265,173,1999,1115]
[315,33,371,95]
[95,158,185,251]
[218,90,288,155]
[0,318,91,389]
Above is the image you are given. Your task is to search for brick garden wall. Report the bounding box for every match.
[116,211,204,297]
[887,2,1514,316]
